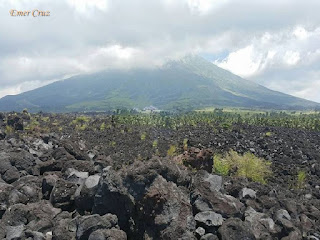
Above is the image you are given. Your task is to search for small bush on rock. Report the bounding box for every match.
[296,170,306,189]
[213,150,271,184]
[213,154,230,176]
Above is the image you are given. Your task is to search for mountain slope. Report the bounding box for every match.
[0,55,318,112]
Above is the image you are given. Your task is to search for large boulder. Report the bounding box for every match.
[180,147,213,172]
[136,175,196,239]
[50,179,77,211]
[75,175,100,212]
[0,201,61,239]
[218,218,256,240]
[88,228,127,240]
[245,207,278,239]
[191,189,243,218]
[195,211,224,232]
[0,182,14,218]
[7,115,23,131]
[93,168,135,232]
[75,214,119,240]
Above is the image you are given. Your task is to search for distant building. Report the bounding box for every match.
[143,105,158,112]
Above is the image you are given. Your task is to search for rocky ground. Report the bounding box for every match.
[0,112,320,240]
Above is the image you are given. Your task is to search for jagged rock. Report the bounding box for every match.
[299,214,315,236]
[88,228,127,240]
[122,157,191,197]
[0,201,61,239]
[239,188,257,199]
[195,211,224,231]
[25,230,46,240]
[195,227,206,238]
[138,175,196,239]
[192,171,243,217]
[191,189,243,217]
[11,175,42,204]
[281,230,302,240]
[75,214,119,240]
[52,217,77,240]
[52,147,75,162]
[62,141,89,161]
[0,112,5,121]
[218,218,256,240]
[9,150,36,174]
[50,179,77,211]
[0,181,14,217]
[6,224,25,240]
[276,209,291,221]
[2,167,20,184]
[7,115,24,130]
[245,207,277,239]
[275,209,295,233]
[200,233,219,240]
[65,168,89,185]
[62,160,95,176]
[0,129,6,140]
[93,168,135,233]
[39,160,63,175]
[42,174,59,200]
[75,175,100,212]
[193,171,223,192]
[180,147,213,172]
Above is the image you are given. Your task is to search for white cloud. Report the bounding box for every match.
[215,26,320,78]
[187,0,229,14]
[67,0,108,14]
[283,50,300,66]
[215,45,262,77]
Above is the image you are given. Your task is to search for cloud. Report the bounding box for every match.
[214,26,320,102]
[0,0,320,102]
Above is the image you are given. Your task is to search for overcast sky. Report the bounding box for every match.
[1,0,320,102]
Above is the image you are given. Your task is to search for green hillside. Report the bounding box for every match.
[0,55,318,112]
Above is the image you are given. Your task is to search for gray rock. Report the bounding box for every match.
[239,188,257,199]
[200,233,219,240]
[88,228,127,240]
[195,211,224,229]
[191,190,244,217]
[218,218,256,240]
[66,168,89,185]
[195,227,206,237]
[25,230,46,240]
[138,175,196,239]
[6,225,25,240]
[42,174,59,200]
[76,214,118,240]
[202,172,223,192]
[75,175,100,211]
[245,207,277,239]
[93,169,134,232]
[305,193,312,199]
[50,178,77,211]
[276,209,291,221]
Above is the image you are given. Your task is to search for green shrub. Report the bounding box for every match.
[296,170,306,189]
[183,138,188,151]
[100,122,106,131]
[5,125,14,134]
[71,116,90,125]
[213,150,271,184]
[141,132,147,141]
[265,132,273,137]
[167,145,177,157]
[213,154,230,176]
[152,140,158,148]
